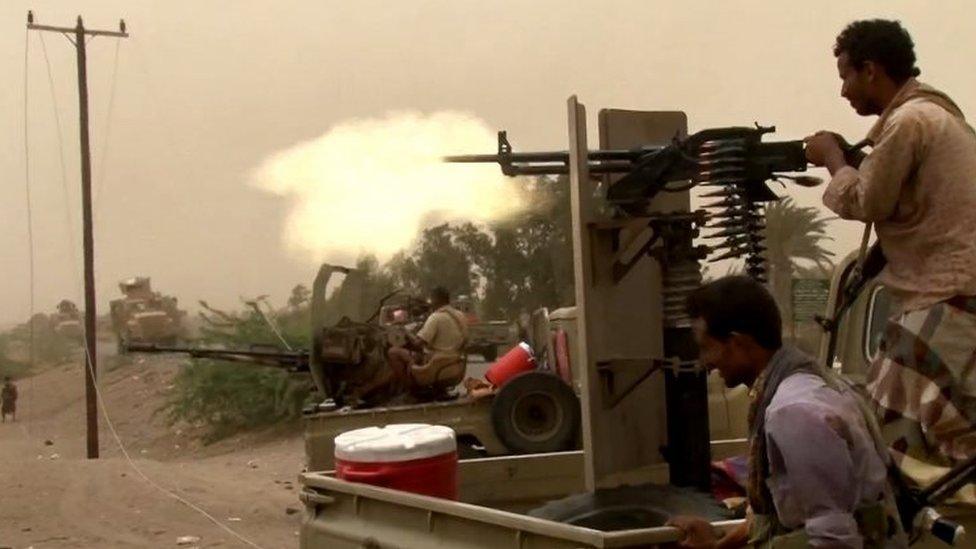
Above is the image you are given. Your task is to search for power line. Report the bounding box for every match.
[94,39,122,214]
[38,32,81,300]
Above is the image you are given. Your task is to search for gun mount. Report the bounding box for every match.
[447,125,820,281]
[447,111,827,490]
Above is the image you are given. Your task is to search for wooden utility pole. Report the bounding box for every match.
[27,12,128,459]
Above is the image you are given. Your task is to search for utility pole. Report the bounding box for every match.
[27,12,128,459]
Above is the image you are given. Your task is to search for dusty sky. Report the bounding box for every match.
[2,1,973,325]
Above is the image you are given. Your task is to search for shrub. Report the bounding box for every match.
[161,299,313,442]
[163,359,311,443]
[0,313,78,378]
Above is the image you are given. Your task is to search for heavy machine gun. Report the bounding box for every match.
[448,125,819,281]
[448,126,873,281]
[124,264,431,410]
[124,342,310,372]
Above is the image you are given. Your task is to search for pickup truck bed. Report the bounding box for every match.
[300,451,744,549]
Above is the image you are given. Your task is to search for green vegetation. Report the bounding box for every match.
[162,359,309,443]
[160,297,313,443]
[0,313,78,379]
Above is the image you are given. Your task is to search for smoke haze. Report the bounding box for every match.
[3,1,976,323]
[252,112,528,266]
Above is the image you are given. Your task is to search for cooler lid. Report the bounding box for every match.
[334,423,456,463]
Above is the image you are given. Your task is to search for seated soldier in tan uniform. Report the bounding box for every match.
[388,286,469,397]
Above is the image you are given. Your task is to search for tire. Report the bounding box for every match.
[481,346,498,362]
[528,483,731,531]
[490,371,579,454]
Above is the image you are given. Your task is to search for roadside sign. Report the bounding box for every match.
[792,278,830,322]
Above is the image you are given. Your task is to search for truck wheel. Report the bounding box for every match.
[481,346,498,362]
[491,371,579,454]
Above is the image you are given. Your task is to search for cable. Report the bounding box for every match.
[248,298,293,351]
[38,32,81,297]
[94,39,121,213]
[80,340,268,549]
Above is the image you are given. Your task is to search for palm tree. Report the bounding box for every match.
[762,198,836,335]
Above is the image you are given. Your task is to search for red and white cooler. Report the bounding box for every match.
[485,342,535,388]
[334,424,459,500]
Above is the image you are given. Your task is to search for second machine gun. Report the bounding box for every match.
[124,341,310,372]
[123,264,434,412]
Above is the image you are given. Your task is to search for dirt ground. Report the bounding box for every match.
[0,350,307,549]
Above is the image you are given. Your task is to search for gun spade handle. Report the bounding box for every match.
[919,508,967,546]
[932,517,966,546]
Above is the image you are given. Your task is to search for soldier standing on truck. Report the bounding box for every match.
[805,19,976,501]
[387,286,469,397]
[1,376,18,423]
[668,277,906,548]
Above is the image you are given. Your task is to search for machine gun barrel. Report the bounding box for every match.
[444,131,657,176]
[444,126,810,203]
[125,342,310,372]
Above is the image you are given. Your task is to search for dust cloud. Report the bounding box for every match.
[251,112,529,266]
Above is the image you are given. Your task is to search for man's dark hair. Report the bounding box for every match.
[686,276,782,350]
[430,286,450,304]
[834,19,920,83]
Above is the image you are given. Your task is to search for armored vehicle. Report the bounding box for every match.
[51,299,83,339]
[109,277,184,349]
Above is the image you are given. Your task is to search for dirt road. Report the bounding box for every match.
[0,352,306,549]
